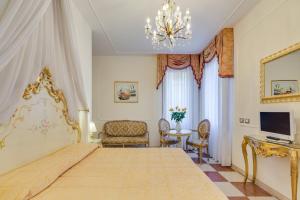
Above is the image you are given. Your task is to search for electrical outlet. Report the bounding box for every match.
[244,118,250,124]
[239,118,245,123]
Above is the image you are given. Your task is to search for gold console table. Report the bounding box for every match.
[242,135,300,200]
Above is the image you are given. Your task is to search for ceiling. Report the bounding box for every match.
[73,0,259,56]
[0,0,259,56]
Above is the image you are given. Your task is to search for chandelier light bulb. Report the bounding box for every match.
[186,23,190,30]
[186,9,190,15]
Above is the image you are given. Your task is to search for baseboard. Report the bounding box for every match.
[232,164,289,200]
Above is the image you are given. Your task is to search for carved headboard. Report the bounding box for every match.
[0,67,81,174]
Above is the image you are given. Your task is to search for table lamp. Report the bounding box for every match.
[89,121,98,139]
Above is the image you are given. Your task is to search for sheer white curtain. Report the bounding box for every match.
[0,0,88,123]
[199,57,232,166]
[163,67,198,129]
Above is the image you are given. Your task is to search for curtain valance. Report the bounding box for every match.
[157,54,200,89]
[156,28,234,89]
[199,28,234,79]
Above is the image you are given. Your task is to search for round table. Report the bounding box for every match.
[166,129,193,149]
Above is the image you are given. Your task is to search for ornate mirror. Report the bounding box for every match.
[260,42,300,103]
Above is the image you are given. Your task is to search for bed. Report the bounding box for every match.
[0,145,228,200]
[0,68,228,200]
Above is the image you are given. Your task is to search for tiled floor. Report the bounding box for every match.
[186,150,278,200]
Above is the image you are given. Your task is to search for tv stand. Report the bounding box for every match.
[266,136,292,144]
[242,135,300,200]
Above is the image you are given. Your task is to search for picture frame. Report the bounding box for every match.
[271,80,299,96]
[114,81,138,103]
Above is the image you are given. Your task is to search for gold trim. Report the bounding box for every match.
[260,42,300,104]
[242,136,300,200]
[22,67,81,143]
[0,67,81,149]
[114,81,139,103]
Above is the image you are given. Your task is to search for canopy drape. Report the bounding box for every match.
[0,0,88,123]
[156,28,234,89]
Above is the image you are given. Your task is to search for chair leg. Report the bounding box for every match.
[198,147,202,164]
[206,146,209,161]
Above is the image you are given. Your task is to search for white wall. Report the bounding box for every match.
[72,2,92,142]
[233,0,300,198]
[92,56,162,146]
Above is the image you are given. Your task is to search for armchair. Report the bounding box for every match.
[186,119,210,162]
[158,118,179,147]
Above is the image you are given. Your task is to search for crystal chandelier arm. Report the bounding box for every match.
[174,36,188,39]
[159,36,167,42]
[168,37,174,46]
[173,26,185,35]
[172,18,179,28]
[148,31,165,38]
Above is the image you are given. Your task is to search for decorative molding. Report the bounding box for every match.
[260,42,300,104]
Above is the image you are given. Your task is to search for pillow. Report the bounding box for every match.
[0,143,98,200]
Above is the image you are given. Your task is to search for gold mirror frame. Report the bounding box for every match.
[260,42,300,104]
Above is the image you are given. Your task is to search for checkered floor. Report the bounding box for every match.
[186,150,278,200]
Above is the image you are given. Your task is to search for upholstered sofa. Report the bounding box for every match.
[100,120,149,147]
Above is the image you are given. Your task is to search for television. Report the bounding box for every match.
[260,111,296,141]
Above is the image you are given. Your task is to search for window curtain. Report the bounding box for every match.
[163,67,198,130]
[156,28,234,90]
[199,57,232,166]
[0,0,88,123]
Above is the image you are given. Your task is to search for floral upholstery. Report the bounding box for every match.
[104,120,147,137]
[101,136,149,145]
[101,120,149,146]
[198,119,210,140]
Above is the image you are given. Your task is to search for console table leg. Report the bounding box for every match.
[290,150,298,200]
[242,138,249,183]
[251,146,257,183]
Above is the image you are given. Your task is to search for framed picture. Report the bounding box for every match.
[114,81,138,103]
[271,80,299,96]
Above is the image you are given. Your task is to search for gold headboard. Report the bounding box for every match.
[0,67,81,149]
[0,67,81,174]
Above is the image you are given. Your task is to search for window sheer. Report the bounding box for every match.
[199,57,232,166]
[163,67,198,130]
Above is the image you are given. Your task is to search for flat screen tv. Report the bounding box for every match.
[260,111,296,141]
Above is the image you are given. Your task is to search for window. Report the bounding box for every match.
[162,67,198,129]
[199,56,232,165]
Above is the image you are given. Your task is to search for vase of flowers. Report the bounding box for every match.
[169,106,187,132]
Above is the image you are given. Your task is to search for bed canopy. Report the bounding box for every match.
[0,0,88,123]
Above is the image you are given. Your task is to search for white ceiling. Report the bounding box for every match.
[73,0,259,56]
[0,0,259,56]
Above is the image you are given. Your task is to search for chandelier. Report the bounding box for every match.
[144,0,192,48]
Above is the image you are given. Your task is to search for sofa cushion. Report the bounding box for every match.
[104,120,147,137]
[102,136,148,145]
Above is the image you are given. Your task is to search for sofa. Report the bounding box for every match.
[100,120,149,147]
